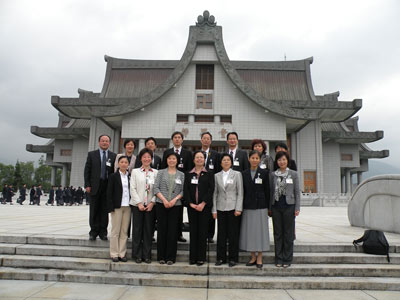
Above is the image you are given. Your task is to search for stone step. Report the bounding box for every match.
[0,243,397,264]
[1,266,400,290]
[1,255,399,277]
[2,234,398,253]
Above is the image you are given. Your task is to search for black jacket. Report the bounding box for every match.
[106,171,130,213]
[162,148,193,172]
[183,170,215,207]
[84,149,117,196]
[242,167,270,210]
[229,149,249,172]
[204,149,221,174]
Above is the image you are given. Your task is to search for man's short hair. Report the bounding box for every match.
[145,137,157,146]
[98,134,111,142]
[226,131,238,141]
[171,131,184,140]
[201,131,213,140]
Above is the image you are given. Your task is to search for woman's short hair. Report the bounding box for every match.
[165,152,180,162]
[251,139,267,154]
[118,155,129,163]
[220,153,233,165]
[274,142,288,152]
[275,151,290,164]
[123,138,136,148]
[138,148,153,161]
[193,150,206,161]
[248,150,261,159]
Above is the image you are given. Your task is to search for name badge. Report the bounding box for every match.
[106,161,111,167]
[233,161,240,166]
[148,179,154,185]
[286,178,293,184]
[191,178,198,185]
[260,164,266,169]
[178,163,184,169]
[255,178,263,184]
[175,178,182,184]
[227,179,234,184]
[209,164,214,170]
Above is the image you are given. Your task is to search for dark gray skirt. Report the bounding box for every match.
[239,208,270,252]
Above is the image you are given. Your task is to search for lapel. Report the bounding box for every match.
[117,172,122,188]
[225,170,235,190]
[94,150,101,168]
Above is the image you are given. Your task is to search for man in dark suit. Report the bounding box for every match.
[162,131,193,242]
[84,134,117,241]
[134,137,162,170]
[18,184,26,205]
[226,132,249,172]
[200,131,220,243]
[35,185,42,206]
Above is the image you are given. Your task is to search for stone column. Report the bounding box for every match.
[341,175,345,194]
[50,166,57,186]
[61,164,68,188]
[357,172,363,185]
[345,169,352,194]
[138,139,145,151]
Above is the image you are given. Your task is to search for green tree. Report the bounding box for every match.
[33,156,52,192]
[13,160,23,189]
[0,163,14,186]
[19,161,34,188]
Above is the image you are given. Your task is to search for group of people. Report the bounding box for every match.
[46,186,88,206]
[84,131,300,269]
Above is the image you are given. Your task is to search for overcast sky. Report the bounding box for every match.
[1,0,399,168]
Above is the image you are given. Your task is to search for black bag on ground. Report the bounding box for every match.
[353,230,390,262]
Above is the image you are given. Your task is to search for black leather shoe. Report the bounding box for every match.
[215,260,225,266]
[135,258,142,264]
[166,260,174,265]
[89,235,96,241]
[144,259,152,264]
[120,256,128,262]
[177,236,187,243]
[99,235,108,241]
[196,261,204,266]
[111,257,119,262]
[189,261,196,265]
[256,263,263,269]
[246,260,256,266]
[159,260,166,264]
[228,261,236,267]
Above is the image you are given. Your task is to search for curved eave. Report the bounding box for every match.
[360,150,389,159]
[322,130,384,144]
[31,126,90,139]
[26,144,54,153]
[90,25,318,120]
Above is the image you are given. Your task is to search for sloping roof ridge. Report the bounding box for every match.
[232,57,313,71]
[104,55,179,69]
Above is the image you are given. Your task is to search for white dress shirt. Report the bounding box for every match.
[119,171,130,207]
[222,169,231,186]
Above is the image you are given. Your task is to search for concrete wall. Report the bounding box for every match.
[88,118,116,152]
[53,140,73,163]
[70,138,88,188]
[322,142,341,193]
[122,45,286,142]
[340,144,360,168]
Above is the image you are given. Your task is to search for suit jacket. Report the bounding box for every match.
[154,168,185,206]
[130,167,158,206]
[229,149,249,172]
[114,153,136,173]
[204,149,221,174]
[162,148,193,172]
[106,171,130,212]
[260,154,274,171]
[84,149,117,196]
[242,167,270,210]
[134,154,162,170]
[269,169,301,211]
[212,170,243,213]
[183,169,215,207]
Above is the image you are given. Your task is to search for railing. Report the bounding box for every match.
[301,193,351,207]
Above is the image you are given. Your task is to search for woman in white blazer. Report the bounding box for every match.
[212,153,243,267]
[130,148,158,264]
[114,139,137,173]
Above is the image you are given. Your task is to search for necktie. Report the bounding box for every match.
[230,150,234,158]
[101,150,107,179]
[175,149,179,155]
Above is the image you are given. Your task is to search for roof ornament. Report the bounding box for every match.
[196,10,216,27]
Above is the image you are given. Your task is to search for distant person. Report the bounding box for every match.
[251,139,274,171]
[114,138,137,173]
[226,132,249,172]
[84,134,117,241]
[29,186,36,205]
[212,153,243,267]
[135,137,162,170]
[270,151,300,268]
[56,186,63,206]
[2,184,8,204]
[18,184,27,205]
[76,187,84,205]
[273,143,297,171]
[46,186,55,206]
[107,156,131,263]
[35,185,42,205]
[7,185,14,204]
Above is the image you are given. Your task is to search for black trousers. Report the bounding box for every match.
[177,205,184,238]
[207,211,215,239]
[188,205,210,262]
[132,206,155,260]
[89,180,109,238]
[156,203,180,262]
[216,210,240,262]
[271,205,295,264]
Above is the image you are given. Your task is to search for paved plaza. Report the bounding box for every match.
[1,204,400,299]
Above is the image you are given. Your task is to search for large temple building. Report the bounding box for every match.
[27,11,389,194]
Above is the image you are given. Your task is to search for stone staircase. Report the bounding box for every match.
[0,234,400,290]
